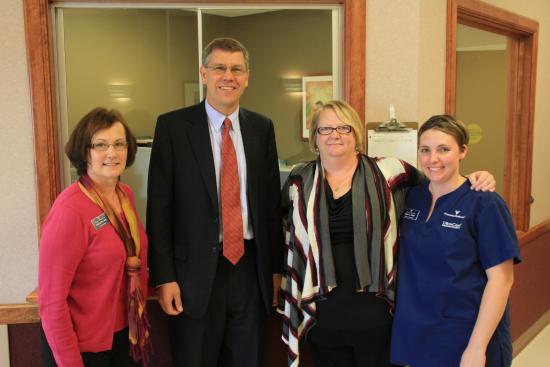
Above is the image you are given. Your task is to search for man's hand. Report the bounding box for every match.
[272,274,282,307]
[467,171,496,192]
[157,281,184,315]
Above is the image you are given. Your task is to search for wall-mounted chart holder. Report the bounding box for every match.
[366,105,418,167]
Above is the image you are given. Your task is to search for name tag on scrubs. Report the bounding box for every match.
[442,220,463,229]
[91,213,109,230]
[441,210,465,230]
[403,208,420,221]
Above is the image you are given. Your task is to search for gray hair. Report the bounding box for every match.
[202,37,250,70]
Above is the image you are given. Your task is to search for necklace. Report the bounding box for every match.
[327,168,355,193]
[324,156,358,194]
[333,182,349,192]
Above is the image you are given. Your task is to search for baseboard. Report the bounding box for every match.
[513,308,550,357]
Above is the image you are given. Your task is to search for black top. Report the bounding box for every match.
[315,185,392,330]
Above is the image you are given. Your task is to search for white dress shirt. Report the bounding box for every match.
[205,99,253,241]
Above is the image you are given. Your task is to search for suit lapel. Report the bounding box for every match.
[188,102,218,209]
[240,110,260,218]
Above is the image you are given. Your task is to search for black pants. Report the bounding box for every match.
[169,240,266,367]
[41,324,140,367]
[307,324,398,367]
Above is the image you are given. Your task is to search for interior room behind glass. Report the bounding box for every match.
[58,6,337,221]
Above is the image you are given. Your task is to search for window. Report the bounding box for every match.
[23,0,365,224]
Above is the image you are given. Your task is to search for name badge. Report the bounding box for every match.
[91,213,109,230]
[403,208,420,221]
[442,221,462,230]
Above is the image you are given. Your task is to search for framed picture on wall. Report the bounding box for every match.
[302,75,333,140]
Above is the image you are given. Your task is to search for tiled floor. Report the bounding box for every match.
[513,324,550,366]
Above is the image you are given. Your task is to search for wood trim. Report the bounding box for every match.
[445,0,539,230]
[515,32,538,230]
[25,289,38,304]
[52,0,341,3]
[503,38,517,214]
[25,288,158,304]
[0,304,39,325]
[509,26,537,230]
[512,300,550,357]
[25,0,366,224]
[456,0,539,36]
[344,0,366,124]
[518,218,550,246]
[23,0,62,228]
[510,218,550,342]
[445,0,458,114]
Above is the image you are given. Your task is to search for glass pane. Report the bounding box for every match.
[61,8,199,222]
[202,9,334,165]
[63,8,199,140]
[456,24,508,195]
[58,7,338,222]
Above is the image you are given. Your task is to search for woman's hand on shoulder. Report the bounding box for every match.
[467,171,496,192]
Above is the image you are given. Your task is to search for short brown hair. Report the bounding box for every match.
[65,107,137,176]
[309,100,364,154]
[202,37,250,70]
[419,115,469,151]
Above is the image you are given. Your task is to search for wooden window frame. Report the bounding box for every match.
[22,0,366,226]
[446,0,538,231]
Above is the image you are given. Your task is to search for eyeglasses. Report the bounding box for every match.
[316,125,353,135]
[206,64,247,76]
[89,141,128,152]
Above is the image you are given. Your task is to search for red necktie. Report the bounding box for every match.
[221,118,244,265]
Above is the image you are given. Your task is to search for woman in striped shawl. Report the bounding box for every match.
[277,100,494,367]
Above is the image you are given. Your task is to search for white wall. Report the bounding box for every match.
[0,0,37,361]
[0,325,9,367]
[366,0,447,124]
[366,0,420,122]
[0,0,39,304]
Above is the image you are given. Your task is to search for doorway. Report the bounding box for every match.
[446,0,539,231]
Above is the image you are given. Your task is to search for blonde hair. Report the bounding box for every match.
[308,100,364,153]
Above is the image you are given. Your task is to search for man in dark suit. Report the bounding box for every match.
[146,38,283,367]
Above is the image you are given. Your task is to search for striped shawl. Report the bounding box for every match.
[278,155,420,367]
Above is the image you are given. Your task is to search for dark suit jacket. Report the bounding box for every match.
[146,101,283,318]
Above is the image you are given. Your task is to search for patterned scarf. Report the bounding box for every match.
[79,175,151,366]
[278,155,416,367]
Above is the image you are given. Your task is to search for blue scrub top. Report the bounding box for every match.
[390,180,520,367]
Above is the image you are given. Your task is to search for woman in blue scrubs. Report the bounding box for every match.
[390,115,520,367]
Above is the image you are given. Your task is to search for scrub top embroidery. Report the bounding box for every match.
[391,180,521,367]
